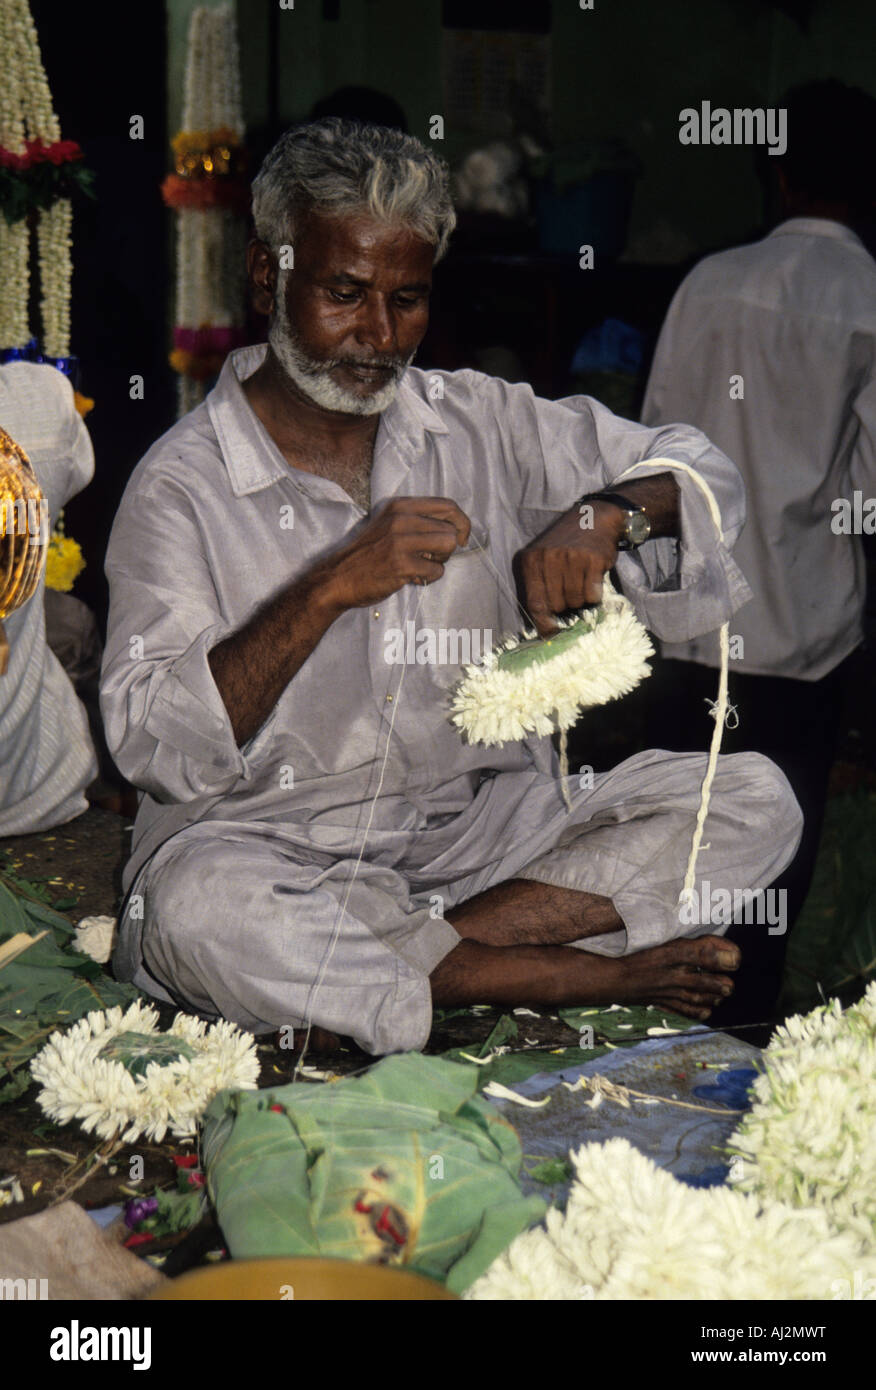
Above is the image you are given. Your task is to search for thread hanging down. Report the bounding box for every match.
[614,458,731,905]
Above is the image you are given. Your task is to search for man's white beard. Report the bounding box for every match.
[269,285,413,416]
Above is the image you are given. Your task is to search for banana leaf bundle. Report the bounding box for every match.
[202,1053,546,1293]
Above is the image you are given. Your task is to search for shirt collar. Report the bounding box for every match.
[769,216,867,252]
[207,343,448,499]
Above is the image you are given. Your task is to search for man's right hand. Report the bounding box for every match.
[320,497,471,612]
[208,498,470,747]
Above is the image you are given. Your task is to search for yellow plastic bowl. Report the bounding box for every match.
[149,1257,457,1301]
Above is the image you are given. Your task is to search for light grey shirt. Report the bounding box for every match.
[0,363,98,834]
[101,345,752,894]
[642,217,876,680]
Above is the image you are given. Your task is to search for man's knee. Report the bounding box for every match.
[145,839,225,942]
[740,751,804,837]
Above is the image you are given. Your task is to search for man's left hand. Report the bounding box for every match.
[517,500,626,637]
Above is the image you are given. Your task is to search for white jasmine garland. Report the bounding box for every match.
[727,982,876,1245]
[0,219,30,348]
[465,1137,876,1300]
[173,4,245,415]
[37,197,72,357]
[450,582,654,746]
[0,0,72,355]
[30,1001,260,1144]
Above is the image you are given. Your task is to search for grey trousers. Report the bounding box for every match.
[119,750,802,1055]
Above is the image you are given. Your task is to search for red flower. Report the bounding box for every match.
[0,148,27,171]
[173,1153,199,1169]
[22,138,83,167]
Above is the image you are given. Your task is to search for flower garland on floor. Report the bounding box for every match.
[727,980,876,1245]
[30,1000,260,1144]
[162,4,248,416]
[465,984,876,1299]
[464,1137,876,1300]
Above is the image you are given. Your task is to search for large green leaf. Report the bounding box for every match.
[202,1053,545,1289]
[0,878,140,1099]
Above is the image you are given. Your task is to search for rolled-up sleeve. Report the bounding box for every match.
[492,378,753,644]
[99,474,255,803]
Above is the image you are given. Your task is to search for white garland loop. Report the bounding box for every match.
[30,1000,260,1144]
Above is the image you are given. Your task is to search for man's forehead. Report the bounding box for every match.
[292,208,434,269]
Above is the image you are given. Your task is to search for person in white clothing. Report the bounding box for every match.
[640,80,876,1018]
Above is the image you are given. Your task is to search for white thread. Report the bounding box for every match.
[613,458,730,903]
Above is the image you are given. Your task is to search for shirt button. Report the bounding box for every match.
[373,610,380,619]
[385,694,393,702]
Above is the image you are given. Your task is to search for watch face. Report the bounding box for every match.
[628,511,650,544]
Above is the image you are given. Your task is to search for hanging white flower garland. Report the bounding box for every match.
[0,0,76,359]
[165,3,248,417]
[30,1000,260,1144]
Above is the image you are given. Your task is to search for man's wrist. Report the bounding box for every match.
[579,490,651,549]
[288,564,347,630]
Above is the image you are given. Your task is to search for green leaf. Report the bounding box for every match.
[0,1069,33,1104]
[98,1030,196,1080]
[526,1157,573,1185]
[0,877,140,1090]
[558,1002,697,1041]
[153,1185,206,1235]
[202,1053,545,1287]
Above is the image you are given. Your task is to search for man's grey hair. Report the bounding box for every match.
[251,117,457,263]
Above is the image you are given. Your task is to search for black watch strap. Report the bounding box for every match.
[579,489,644,513]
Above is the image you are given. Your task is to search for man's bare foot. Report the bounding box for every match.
[430,934,741,1021]
[602,935,742,1021]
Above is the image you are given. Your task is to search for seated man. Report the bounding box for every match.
[100,119,802,1056]
[0,362,98,835]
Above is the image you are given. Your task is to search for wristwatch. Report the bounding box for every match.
[578,490,651,550]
